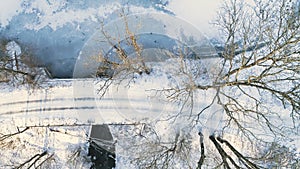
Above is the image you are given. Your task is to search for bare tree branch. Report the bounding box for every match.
[16,151,47,169]
[0,127,29,142]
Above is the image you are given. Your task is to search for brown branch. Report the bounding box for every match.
[224,81,299,114]
[15,151,47,169]
[35,153,54,168]
[197,132,205,169]
[217,137,260,169]
[0,67,30,76]
[209,135,241,169]
[221,23,300,80]
[0,127,30,141]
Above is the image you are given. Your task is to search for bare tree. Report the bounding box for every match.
[0,121,92,168]
[0,40,95,168]
[92,0,299,168]
[5,1,296,168]
[193,0,299,168]
[0,40,47,89]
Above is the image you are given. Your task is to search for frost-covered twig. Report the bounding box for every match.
[16,151,47,169]
[0,127,29,142]
[217,136,260,169]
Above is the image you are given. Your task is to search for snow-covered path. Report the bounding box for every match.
[0,78,179,126]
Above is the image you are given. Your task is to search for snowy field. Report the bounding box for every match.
[0,0,299,168]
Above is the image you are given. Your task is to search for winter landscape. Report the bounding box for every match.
[0,0,299,168]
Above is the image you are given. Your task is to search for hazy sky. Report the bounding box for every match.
[168,0,222,36]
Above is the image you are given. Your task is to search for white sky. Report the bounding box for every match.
[168,0,222,36]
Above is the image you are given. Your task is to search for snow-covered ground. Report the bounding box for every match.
[1,48,298,168]
[0,0,299,168]
[0,1,223,167]
[0,61,222,168]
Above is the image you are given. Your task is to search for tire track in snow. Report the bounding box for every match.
[0,97,151,107]
[0,97,165,117]
[1,106,165,116]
